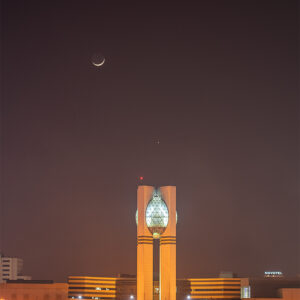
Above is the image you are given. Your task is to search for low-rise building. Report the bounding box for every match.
[1,275,298,300]
[0,255,31,282]
[177,277,241,300]
[68,276,241,300]
[241,277,300,299]
[0,281,68,300]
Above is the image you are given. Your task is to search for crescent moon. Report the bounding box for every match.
[92,58,105,67]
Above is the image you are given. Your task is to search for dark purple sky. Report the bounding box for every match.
[1,1,299,282]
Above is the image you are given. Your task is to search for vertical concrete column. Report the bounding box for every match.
[137,185,154,300]
[159,186,176,300]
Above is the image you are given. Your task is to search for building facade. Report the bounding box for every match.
[240,277,300,299]
[68,276,137,300]
[0,256,31,282]
[177,278,241,299]
[0,282,68,300]
[136,185,176,300]
[67,276,242,300]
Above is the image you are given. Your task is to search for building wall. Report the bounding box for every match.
[0,256,31,282]
[1,257,23,281]
[177,278,241,300]
[136,186,154,300]
[68,276,118,300]
[279,288,300,300]
[1,278,298,300]
[246,298,278,300]
[116,278,136,300]
[160,186,176,300]
[246,289,300,300]
[0,283,68,300]
[241,278,300,298]
[69,276,241,300]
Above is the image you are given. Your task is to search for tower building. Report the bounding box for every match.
[136,185,176,300]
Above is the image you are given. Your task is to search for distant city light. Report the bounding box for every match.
[130,295,134,299]
[187,295,191,299]
[78,296,82,299]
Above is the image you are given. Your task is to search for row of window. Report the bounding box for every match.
[68,294,114,297]
[68,292,115,296]
[187,294,241,298]
[9,294,63,300]
[69,298,115,300]
[69,287,115,291]
[68,283,116,286]
[189,284,240,286]
[192,288,240,292]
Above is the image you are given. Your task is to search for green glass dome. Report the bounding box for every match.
[145,192,169,238]
[135,190,178,239]
[136,210,178,226]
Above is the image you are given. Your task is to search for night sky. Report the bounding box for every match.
[1,1,299,282]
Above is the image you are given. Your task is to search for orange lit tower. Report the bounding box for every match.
[159,186,176,300]
[137,186,154,300]
[136,185,176,300]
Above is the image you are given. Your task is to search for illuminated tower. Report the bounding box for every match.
[137,186,154,300]
[136,185,176,300]
[159,186,176,300]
